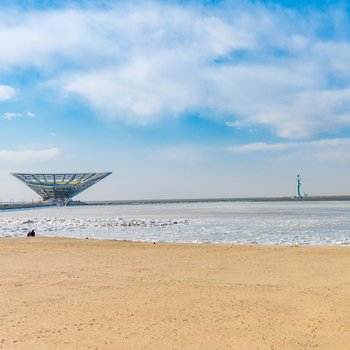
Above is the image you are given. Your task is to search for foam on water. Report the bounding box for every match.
[1,201,350,245]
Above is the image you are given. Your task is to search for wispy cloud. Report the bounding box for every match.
[229,142,300,153]
[228,138,350,162]
[26,111,35,118]
[1,2,350,137]
[0,85,16,101]
[0,148,61,162]
[2,111,35,120]
[2,112,22,120]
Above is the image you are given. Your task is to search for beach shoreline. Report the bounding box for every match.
[1,237,350,349]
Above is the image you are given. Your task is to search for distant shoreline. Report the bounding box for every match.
[2,195,350,210]
[85,195,350,205]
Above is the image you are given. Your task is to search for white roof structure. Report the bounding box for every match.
[12,172,112,205]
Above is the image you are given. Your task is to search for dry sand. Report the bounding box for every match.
[1,238,350,349]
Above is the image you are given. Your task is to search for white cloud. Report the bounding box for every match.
[1,3,350,137]
[2,112,22,120]
[2,111,36,120]
[0,148,61,162]
[225,121,244,130]
[0,85,15,101]
[229,142,300,153]
[228,138,350,161]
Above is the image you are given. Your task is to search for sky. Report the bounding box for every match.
[1,0,350,201]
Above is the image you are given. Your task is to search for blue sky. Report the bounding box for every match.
[1,0,350,201]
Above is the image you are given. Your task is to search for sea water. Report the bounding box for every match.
[1,201,350,245]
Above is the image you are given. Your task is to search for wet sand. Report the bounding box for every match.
[1,237,350,349]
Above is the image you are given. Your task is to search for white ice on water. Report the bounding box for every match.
[1,201,350,245]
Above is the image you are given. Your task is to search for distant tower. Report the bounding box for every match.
[296,175,302,199]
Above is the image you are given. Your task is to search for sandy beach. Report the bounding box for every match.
[1,238,350,349]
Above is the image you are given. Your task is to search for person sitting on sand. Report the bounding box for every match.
[27,229,35,237]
